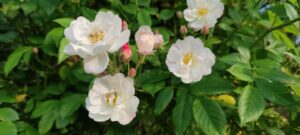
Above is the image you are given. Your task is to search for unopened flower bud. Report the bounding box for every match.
[180,25,188,34]
[201,26,209,35]
[122,20,128,31]
[128,68,136,78]
[176,11,183,19]
[135,26,155,55]
[120,43,132,62]
[214,94,236,106]
[32,47,38,54]
[154,34,164,49]
[16,94,27,103]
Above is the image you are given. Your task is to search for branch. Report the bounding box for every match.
[253,17,300,45]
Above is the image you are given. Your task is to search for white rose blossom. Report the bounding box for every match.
[86,73,139,125]
[135,25,164,55]
[166,36,215,83]
[183,0,224,31]
[64,11,130,74]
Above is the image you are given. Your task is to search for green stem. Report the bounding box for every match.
[135,55,145,71]
[253,17,300,46]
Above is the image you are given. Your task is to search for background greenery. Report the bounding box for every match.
[1,0,300,134]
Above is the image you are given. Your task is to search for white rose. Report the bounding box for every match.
[183,0,224,31]
[86,73,139,125]
[64,11,130,74]
[135,26,155,55]
[166,36,215,83]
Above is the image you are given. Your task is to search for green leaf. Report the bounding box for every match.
[154,87,174,115]
[256,79,294,106]
[108,0,122,6]
[255,68,293,84]
[188,75,234,95]
[24,98,34,113]
[266,128,285,135]
[219,53,244,65]
[146,55,161,67]
[159,9,174,20]
[55,115,76,129]
[43,27,64,56]
[21,0,38,15]
[193,97,227,135]
[138,0,151,7]
[38,0,59,15]
[276,30,296,50]
[0,31,17,43]
[38,112,55,134]
[4,46,32,76]
[59,94,85,118]
[122,4,137,15]
[58,38,68,64]
[172,89,193,135]
[23,50,32,65]
[142,82,165,96]
[81,7,97,20]
[17,121,39,135]
[0,122,17,135]
[228,8,242,23]
[238,85,265,126]
[284,3,299,28]
[137,10,152,26]
[0,107,19,122]
[237,47,250,63]
[136,70,170,87]
[53,18,73,28]
[205,37,221,47]
[32,100,59,118]
[227,63,254,82]
[252,59,280,69]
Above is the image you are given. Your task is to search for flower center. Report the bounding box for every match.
[89,31,104,44]
[105,91,118,106]
[183,52,193,65]
[198,8,208,16]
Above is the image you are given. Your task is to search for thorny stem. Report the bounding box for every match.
[253,17,300,46]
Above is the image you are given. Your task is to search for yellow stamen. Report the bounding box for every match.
[198,8,208,16]
[183,52,193,65]
[89,31,104,43]
[105,92,118,106]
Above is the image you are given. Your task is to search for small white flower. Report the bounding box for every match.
[166,36,215,83]
[86,73,139,125]
[64,11,130,74]
[183,0,224,31]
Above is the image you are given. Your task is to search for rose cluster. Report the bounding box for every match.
[63,0,224,125]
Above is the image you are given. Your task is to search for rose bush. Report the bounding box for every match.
[1,0,300,134]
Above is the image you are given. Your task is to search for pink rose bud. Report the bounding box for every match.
[122,20,128,31]
[201,26,209,35]
[135,26,155,55]
[180,25,188,34]
[120,43,132,62]
[154,34,164,49]
[128,68,136,78]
